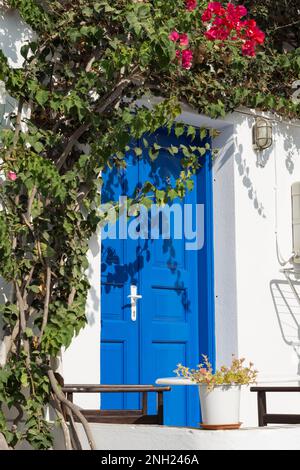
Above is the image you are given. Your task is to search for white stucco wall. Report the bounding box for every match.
[164,104,300,427]
[212,109,300,426]
[62,231,101,408]
[0,8,33,68]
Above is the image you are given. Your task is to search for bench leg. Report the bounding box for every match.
[257,391,267,427]
[157,391,164,425]
[142,391,148,415]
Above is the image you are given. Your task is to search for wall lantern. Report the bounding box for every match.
[252,117,273,151]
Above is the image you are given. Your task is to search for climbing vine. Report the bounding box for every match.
[0,0,297,450]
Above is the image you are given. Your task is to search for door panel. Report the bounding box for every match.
[101,128,212,426]
[139,130,200,426]
[151,342,188,426]
[100,158,140,410]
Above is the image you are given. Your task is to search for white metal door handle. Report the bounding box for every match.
[128,285,142,321]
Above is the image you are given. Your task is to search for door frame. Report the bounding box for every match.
[99,131,216,381]
[197,146,216,368]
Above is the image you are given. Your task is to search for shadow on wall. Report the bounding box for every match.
[270,279,300,374]
[0,8,33,67]
[233,118,300,219]
[212,124,235,172]
[230,117,266,218]
[281,123,300,175]
[235,142,266,218]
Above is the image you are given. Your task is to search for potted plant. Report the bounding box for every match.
[176,355,257,430]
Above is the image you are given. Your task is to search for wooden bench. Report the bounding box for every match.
[62,384,171,425]
[250,386,300,427]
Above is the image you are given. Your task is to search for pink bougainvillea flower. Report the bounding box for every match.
[207,26,230,40]
[202,2,265,57]
[226,3,247,20]
[205,27,220,40]
[169,31,180,42]
[243,19,257,29]
[213,16,227,26]
[175,49,193,69]
[181,49,193,69]
[242,19,257,35]
[253,28,265,44]
[226,3,235,15]
[179,33,189,46]
[218,28,230,40]
[185,0,197,11]
[235,5,248,17]
[7,171,17,181]
[207,2,225,15]
[246,22,265,43]
[202,9,212,22]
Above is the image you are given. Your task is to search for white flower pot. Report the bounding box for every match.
[198,384,241,429]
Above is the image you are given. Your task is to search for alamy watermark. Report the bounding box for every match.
[100,196,205,251]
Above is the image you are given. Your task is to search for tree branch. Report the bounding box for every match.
[47,369,97,450]
[22,265,35,297]
[38,265,51,345]
[15,283,30,367]
[67,286,76,307]
[65,407,83,450]
[272,19,300,31]
[50,396,72,450]
[56,69,139,171]
[26,187,37,221]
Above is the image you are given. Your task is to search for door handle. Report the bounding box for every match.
[128,285,142,321]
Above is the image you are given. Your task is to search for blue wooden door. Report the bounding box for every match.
[101,128,214,426]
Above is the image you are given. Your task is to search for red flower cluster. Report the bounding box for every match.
[169,31,193,69]
[168,0,199,70]
[202,2,265,56]
[185,0,197,11]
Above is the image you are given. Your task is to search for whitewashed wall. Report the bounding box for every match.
[212,109,300,426]
[153,103,300,426]
[62,232,101,408]
[0,8,33,68]
[2,7,300,429]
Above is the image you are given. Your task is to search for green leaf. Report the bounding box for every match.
[149,149,159,161]
[35,90,49,107]
[28,285,40,293]
[134,147,143,156]
[168,189,178,201]
[21,372,29,387]
[186,180,194,191]
[187,126,196,140]
[155,189,166,205]
[175,126,185,138]
[24,327,34,338]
